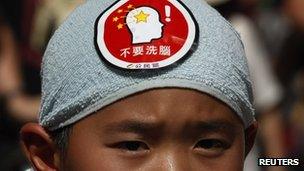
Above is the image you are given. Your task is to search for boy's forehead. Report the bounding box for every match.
[111,88,231,112]
[39,0,254,131]
[75,88,244,135]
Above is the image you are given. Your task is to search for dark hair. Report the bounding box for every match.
[49,125,73,158]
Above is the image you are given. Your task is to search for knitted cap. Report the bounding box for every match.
[39,0,254,131]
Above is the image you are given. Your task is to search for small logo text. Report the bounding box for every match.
[258,158,300,166]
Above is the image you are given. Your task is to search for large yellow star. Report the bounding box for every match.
[134,11,150,23]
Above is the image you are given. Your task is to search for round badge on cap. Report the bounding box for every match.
[95,0,197,69]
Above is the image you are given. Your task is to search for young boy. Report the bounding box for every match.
[20,0,257,170]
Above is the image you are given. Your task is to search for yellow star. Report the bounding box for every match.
[117,23,124,30]
[113,16,119,22]
[117,9,123,13]
[127,4,133,9]
[134,11,150,23]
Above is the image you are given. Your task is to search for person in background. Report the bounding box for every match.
[0,0,85,122]
[0,5,40,170]
[0,0,83,170]
[20,0,85,89]
[0,3,40,122]
[276,0,304,89]
[253,1,304,170]
[27,0,85,54]
[206,0,286,171]
[275,1,304,170]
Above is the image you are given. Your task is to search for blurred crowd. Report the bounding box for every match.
[0,0,303,170]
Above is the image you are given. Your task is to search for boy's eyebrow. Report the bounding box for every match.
[102,119,239,135]
[190,120,238,132]
[103,120,163,135]
[184,120,240,137]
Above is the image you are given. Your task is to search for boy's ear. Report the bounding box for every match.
[244,121,258,156]
[20,123,60,171]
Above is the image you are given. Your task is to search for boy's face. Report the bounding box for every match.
[64,88,246,171]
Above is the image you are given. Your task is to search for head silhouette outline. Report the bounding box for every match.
[126,7,164,44]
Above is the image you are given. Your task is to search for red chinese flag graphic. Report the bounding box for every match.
[96,0,197,69]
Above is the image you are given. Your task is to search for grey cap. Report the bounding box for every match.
[39,0,255,131]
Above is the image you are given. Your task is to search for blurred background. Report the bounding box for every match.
[0,0,303,170]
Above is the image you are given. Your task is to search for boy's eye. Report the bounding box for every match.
[195,139,227,149]
[194,139,230,156]
[116,141,149,152]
